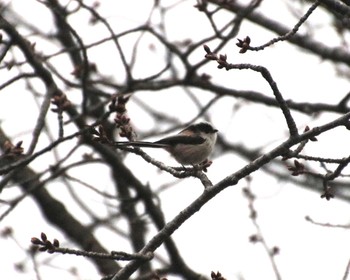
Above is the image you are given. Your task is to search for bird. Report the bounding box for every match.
[114,122,218,165]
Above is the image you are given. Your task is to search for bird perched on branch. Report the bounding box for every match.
[114,122,218,166]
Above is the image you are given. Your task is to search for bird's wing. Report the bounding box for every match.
[155,135,205,146]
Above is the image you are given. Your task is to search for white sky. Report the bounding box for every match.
[1,1,350,280]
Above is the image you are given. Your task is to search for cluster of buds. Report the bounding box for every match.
[236,36,251,53]
[88,1,101,25]
[109,94,128,114]
[211,271,226,280]
[203,45,230,70]
[70,62,97,78]
[287,159,305,176]
[110,94,135,140]
[204,36,251,57]
[303,126,318,142]
[31,232,60,254]
[51,90,71,113]
[203,44,217,60]
[90,125,110,144]
[3,140,24,157]
[320,185,334,200]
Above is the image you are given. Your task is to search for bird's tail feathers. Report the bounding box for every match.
[114,141,168,148]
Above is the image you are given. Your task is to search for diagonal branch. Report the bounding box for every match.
[112,111,350,280]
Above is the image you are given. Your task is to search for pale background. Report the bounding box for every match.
[1,1,350,280]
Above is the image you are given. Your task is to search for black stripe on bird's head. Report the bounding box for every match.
[185,122,218,134]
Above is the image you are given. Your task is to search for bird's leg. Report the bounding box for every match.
[199,159,213,172]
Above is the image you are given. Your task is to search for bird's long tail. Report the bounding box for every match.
[114,141,169,148]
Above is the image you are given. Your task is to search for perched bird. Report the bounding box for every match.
[115,122,218,165]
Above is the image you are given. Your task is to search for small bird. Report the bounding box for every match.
[114,122,218,165]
